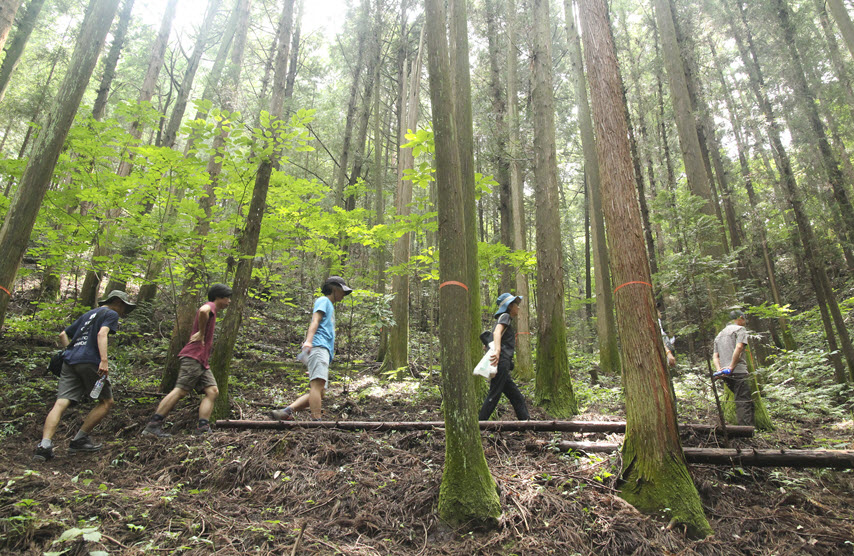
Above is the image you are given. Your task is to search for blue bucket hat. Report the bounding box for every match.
[494,293,522,318]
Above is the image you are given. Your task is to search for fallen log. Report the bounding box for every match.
[215,419,753,437]
[542,441,854,469]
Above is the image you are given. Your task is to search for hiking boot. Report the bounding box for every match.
[195,423,212,435]
[142,423,172,438]
[270,408,294,421]
[33,445,54,462]
[68,437,102,454]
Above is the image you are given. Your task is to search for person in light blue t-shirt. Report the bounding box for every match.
[270,276,352,421]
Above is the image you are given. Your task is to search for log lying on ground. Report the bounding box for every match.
[215,419,753,437]
[538,441,854,469]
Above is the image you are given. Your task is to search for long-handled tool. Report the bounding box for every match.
[706,355,730,448]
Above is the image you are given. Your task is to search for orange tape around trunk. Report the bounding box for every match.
[439,281,469,291]
[0,285,10,298]
[613,281,652,294]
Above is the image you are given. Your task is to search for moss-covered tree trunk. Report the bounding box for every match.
[530,0,577,417]
[580,0,712,537]
[425,0,500,527]
[0,0,120,329]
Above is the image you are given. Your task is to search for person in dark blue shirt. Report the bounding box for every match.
[33,290,135,462]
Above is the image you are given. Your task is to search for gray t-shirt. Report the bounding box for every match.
[713,324,749,374]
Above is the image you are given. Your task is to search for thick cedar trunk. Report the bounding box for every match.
[506,0,533,380]
[209,0,294,419]
[0,0,120,328]
[531,0,577,417]
[381,22,423,376]
[565,0,620,376]
[161,0,251,392]
[373,61,389,362]
[425,0,500,527]
[0,0,47,103]
[580,0,711,537]
[448,0,482,370]
[91,0,134,121]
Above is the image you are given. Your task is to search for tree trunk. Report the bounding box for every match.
[530,0,577,418]
[282,0,302,108]
[0,0,22,55]
[0,0,120,328]
[448,0,483,370]
[209,0,293,419]
[381,21,423,376]
[506,0,533,381]
[0,0,47,104]
[425,0,500,527]
[565,0,620,375]
[161,0,251,392]
[373,59,389,362]
[579,0,712,538]
[828,0,854,61]
[91,0,134,121]
[653,0,721,260]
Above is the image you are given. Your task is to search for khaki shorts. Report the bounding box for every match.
[175,357,218,393]
[307,347,330,389]
[57,362,113,403]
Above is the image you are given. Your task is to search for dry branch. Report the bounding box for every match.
[215,419,753,437]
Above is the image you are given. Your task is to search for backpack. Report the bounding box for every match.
[47,350,65,377]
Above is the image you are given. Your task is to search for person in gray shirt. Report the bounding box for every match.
[712,310,754,426]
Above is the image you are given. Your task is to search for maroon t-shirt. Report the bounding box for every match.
[178,301,217,368]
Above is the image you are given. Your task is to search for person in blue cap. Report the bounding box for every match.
[478,293,530,421]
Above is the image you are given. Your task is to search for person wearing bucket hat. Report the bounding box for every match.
[143,283,233,438]
[478,293,530,421]
[270,276,353,421]
[33,290,135,462]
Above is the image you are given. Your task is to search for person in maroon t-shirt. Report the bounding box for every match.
[142,284,232,437]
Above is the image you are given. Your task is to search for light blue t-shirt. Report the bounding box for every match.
[311,296,336,361]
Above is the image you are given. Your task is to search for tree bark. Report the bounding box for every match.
[0,0,120,328]
[0,0,22,56]
[827,0,854,61]
[506,0,532,380]
[91,0,134,121]
[425,0,500,527]
[580,0,712,538]
[565,0,620,376]
[209,0,294,419]
[531,0,577,417]
[0,0,47,104]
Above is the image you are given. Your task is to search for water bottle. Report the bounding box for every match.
[90,377,106,399]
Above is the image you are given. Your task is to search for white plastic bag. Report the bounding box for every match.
[473,342,498,379]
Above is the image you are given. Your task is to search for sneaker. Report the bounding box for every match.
[33,445,54,462]
[270,408,294,421]
[195,423,212,435]
[68,437,102,454]
[142,423,172,438]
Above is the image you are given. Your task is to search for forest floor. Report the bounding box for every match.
[0,329,853,555]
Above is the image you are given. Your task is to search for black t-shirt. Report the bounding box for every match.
[496,313,515,363]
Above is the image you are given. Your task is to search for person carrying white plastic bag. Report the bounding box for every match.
[473,340,497,378]
[477,293,530,420]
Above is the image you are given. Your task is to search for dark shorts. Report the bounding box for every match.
[175,357,218,393]
[57,362,113,403]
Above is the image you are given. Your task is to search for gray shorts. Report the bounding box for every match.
[307,347,330,388]
[57,362,113,403]
[175,357,218,393]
